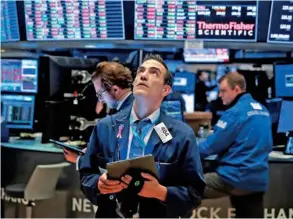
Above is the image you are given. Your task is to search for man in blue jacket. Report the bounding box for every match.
[79,54,205,218]
[199,72,273,218]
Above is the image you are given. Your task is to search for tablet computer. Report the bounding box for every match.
[106,155,158,180]
[50,139,85,154]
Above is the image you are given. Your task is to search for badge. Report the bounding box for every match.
[154,122,173,143]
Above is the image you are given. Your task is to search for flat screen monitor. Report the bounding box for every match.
[184,48,229,63]
[195,1,258,41]
[1,59,38,93]
[267,0,293,43]
[134,0,197,40]
[285,136,293,155]
[1,0,20,42]
[173,72,196,93]
[161,100,184,122]
[24,0,125,41]
[265,98,283,124]
[278,100,293,133]
[1,95,35,129]
[40,56,98,100]
[274,63,293,97]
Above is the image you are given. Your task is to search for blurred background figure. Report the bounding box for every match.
[195,70,217,111]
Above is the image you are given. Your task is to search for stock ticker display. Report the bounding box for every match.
[1,59,38,93]
[24,0,125,40]
[268,0,293,43]
[1,0,20,42]
[134,0,258,41]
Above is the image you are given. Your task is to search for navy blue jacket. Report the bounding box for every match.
[79,107,205,218]
[78,94,134,167]
[199,93,273,192]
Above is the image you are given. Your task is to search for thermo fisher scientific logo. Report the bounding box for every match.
[197,21,255,38]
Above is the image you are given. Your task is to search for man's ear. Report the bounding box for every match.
[234,85,242,93]
[162,85,171,97]
[112,85,119,93]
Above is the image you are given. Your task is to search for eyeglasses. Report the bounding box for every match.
[96,89,107,100]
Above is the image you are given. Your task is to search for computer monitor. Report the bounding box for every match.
[274,63,293,97]
[1,95,35,129]
[24,0,125,40]
[161,100,184,122]
[265,98,283,124]
[277,100,293,133]
[1,59,38,93]
[284,136,293,155]
[173,72,196,93]
[1,0,20,42]
[39,56,98,100]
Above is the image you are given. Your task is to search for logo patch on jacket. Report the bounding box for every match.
[250,102,262,110]
[216,120,227,129]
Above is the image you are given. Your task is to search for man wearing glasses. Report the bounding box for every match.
[79,54,205,218]
[63,61,134,163]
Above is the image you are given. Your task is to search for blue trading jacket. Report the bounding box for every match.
[199,93,273,192]
[79,107,205,218]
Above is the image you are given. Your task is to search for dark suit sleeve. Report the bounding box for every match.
[79,124,104,206]
[165,128,206,217]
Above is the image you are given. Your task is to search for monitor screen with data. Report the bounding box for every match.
[267,0,293,43]
[1,95,35,129]
[134,0,258,41]
[1,0,20,42]
[1,59,38,93]
[24,0,125,40]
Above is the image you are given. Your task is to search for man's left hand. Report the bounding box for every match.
[138,172,167,202]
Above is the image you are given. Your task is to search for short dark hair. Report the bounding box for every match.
[91,61,133,90]
[142,54,172,86]
[218,72,246,91]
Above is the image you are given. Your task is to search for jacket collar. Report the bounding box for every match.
[228,92,250,108]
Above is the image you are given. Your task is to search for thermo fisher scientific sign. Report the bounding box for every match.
[195,1,258,41]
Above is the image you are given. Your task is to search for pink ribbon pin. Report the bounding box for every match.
[117,124,124,139]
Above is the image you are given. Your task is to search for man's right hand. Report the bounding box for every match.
[97,172,128,194]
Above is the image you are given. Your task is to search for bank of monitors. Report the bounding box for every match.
[1,95,35,129]
[1,59,38,93]
[24,0,125,40]
[274,63,293,98]
[134,0,258,41]
[267,0,293,43]
[1,0,20,42]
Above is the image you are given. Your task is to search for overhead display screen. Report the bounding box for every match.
[267,0,293,43]
[135,0,197,40]
[24,0,125,41]
[195,1,258,41]
[1,0,20,42]
[134,0,258,41]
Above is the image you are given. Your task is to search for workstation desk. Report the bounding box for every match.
[1,139,293,218]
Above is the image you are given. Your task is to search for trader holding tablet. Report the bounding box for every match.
[79,54,205,218]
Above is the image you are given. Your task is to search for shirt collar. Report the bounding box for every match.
[130,106,160,125]
[116,91,132,110]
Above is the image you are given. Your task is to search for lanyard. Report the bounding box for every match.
[130,116,159,149]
